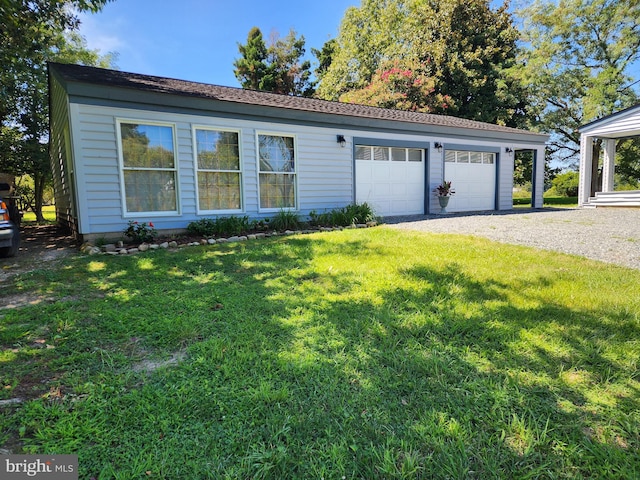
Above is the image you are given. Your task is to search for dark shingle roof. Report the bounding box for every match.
[50,62,545,138]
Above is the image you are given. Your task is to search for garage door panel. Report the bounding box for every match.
[373,167,391,182]
[445,149,496,213]
[405,183,423,196]
[356,145,425,216]
[391,183,408,196]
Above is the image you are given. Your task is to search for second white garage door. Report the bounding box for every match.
[444,150,496,212]
[355,145,425,216]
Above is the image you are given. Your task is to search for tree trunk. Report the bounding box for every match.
[590,139,602,197]
[33,171,46,223]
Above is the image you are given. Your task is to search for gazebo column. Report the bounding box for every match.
[532,146,545,208]
[578,134,593,206]
[602,139,616,192]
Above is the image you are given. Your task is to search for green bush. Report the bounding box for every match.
[187,216,251,237]
[187,204,377,238]
[550,171,579,197]
[270,209,300,231]
[123,220,158,243]
[310,203,376,227]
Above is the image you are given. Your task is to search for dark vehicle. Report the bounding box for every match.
[0,183,20,258]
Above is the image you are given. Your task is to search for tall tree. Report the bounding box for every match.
[267,29,314,97]
[311,38,337,83]
[0,0,111,126]
[234,27,314,96]
[317,0,526,126]
[233,27,270,91]
[517,0,640,191]
[1,0,114,221]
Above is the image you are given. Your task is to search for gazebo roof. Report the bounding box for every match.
[580,103,640,138]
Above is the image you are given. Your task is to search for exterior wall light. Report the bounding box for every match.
[434,142,443,152]
[336,135,346,147]
[505,147,514,155]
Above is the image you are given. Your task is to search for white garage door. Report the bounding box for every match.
[444,150,496,212]
[355,145,425,216]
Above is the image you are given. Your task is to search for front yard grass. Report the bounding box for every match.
[1,227,639,478]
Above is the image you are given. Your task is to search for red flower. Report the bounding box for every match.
[149,222,154,228]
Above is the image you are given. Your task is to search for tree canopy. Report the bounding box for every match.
[234,27,314,97]
[339,59,454,113]
[0,0,115,221]
[316,0,527,126]
[517,0,640,187]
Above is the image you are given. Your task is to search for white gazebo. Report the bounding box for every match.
[578,104,640,207]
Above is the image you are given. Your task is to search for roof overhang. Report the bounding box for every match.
[579,103,640,138]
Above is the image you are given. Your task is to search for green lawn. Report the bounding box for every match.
[20,205,56,224]
[1,227,639,478]
[513,196,579,208]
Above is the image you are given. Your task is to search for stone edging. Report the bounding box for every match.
[80,222,379,256]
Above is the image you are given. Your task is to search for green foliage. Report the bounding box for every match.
[517,0,640,168]
[187,216,251,237]
[311,38,337,82]
[615,137,640,185]
[513,150,534,186]
[550,171,580,197]
[269,209,300,231]
[234,27,314,96]
[233,27,270,91]
[123,220,158,244]
[309,203,376,227]
[1,2,114,222]
[1,228,639,477]
[340,59,453,113]
[318,0,526,126]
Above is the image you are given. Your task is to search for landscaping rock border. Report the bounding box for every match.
[80,222,379,256]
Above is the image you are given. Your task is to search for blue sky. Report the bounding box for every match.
[79,0,358,87]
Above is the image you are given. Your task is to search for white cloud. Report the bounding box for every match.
[77,12,126,54]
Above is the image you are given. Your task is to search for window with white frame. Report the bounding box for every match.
[194,128,242,212]
[258,134,296,209]
[118,121,178,214]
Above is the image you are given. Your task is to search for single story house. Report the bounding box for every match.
[48,62,548,240]
[579,103,640,207]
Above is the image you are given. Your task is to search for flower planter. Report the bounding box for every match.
[438,196,450,214]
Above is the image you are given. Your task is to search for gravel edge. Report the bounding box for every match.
[385,208,640,270]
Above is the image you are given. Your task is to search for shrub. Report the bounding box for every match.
[123,220,158,243]
[550,171,579,197]
[310,203,376,227]
[270,209,300,231]
[343,202,376,224]
[187,216,250,237]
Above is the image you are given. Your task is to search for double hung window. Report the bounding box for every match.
[258,134,296,210]
[118,121,178,214]
[195,128,242,212]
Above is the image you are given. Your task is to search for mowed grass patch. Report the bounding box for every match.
[1,227,639,478]
[20,205,56,224]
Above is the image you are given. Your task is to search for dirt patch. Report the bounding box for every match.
[132,351,187,373]
[0,225,78,309]
[0,224,77,280]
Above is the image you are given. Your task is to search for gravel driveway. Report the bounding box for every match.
[385,208,640,270]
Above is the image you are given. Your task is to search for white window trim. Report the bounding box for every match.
[192,125,244,215]
[256,131,299,213]
[355,145,424,163]
[116,118,181,218]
